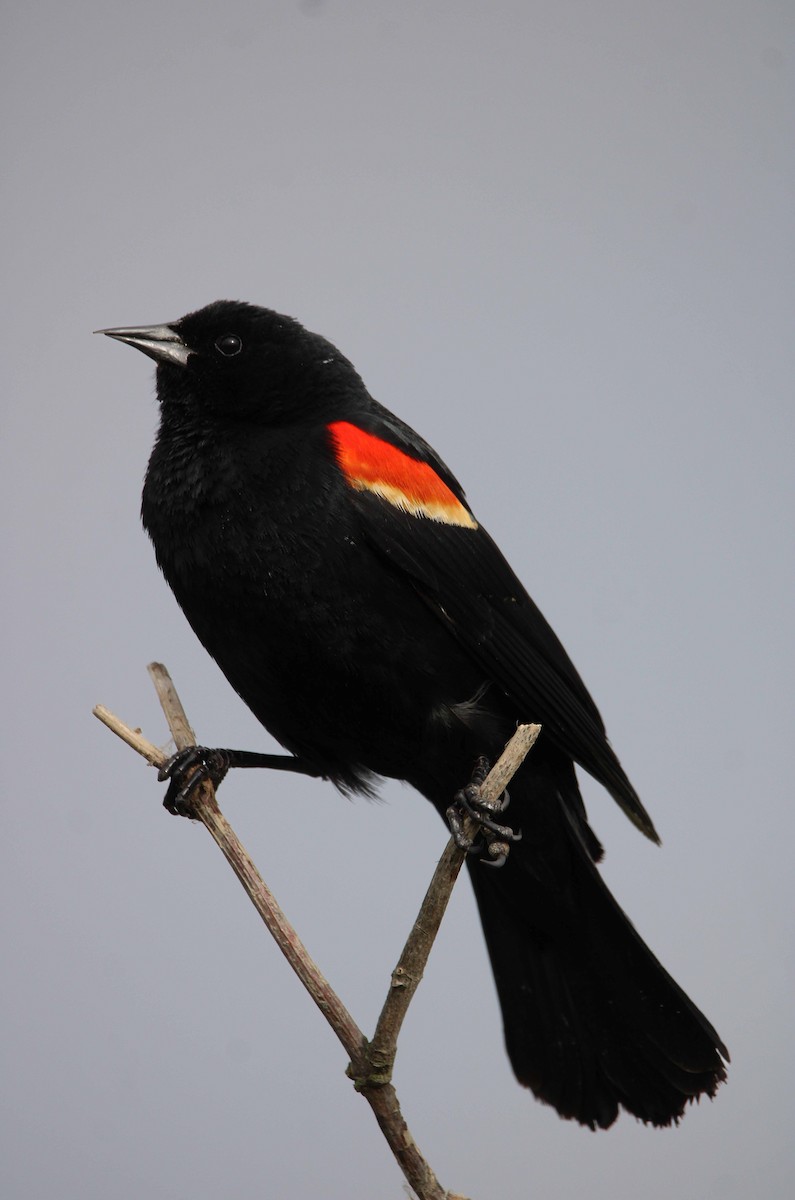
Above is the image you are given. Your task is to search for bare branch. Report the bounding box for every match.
[147,661,196,750]
[94,668,540,1199]
[366,724,541,1082]
[93,704,166,768]
[94,677,456,1197]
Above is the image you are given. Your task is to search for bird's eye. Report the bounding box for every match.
[215,334,242,357]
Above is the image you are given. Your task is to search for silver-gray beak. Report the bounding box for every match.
[95,323,191,367]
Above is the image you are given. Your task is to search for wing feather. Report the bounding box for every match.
[348,483,658,842]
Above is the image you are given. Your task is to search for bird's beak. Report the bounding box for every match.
[95,323,191,367]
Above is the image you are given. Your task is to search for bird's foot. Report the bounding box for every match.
[158,746,230,816]
[446,755,522,867]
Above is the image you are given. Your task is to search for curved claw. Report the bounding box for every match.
[159,746,230,817]
[454,786,522,842]
[446,756,522,867]
[158,746,198,783]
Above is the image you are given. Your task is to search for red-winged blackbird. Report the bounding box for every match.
[99,300,727,1129]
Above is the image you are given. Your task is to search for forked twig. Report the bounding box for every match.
[94,664,540,1200]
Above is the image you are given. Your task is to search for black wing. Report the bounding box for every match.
[341,428,658,842]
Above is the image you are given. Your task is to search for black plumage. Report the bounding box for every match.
[100,300,727,1128]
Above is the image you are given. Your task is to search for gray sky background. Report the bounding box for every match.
[3,2,793,1197]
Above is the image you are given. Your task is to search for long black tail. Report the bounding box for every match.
[466,763,728,1129]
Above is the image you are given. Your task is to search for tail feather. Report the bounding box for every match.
[466,770,727,1129]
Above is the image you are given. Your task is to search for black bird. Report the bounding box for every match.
[99,300,727,1129]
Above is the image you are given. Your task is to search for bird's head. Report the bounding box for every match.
[98,300,365,425]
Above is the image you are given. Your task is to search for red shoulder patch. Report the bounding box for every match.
[328,421,477,529]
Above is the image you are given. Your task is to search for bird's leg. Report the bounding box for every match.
[158,747,326,816]
[446,754,522,867]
